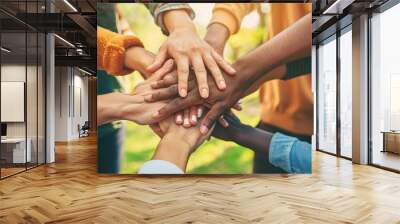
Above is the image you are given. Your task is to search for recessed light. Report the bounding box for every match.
[63,0,78,12]
[1,47,11,53]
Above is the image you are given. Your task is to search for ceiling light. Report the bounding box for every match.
[78,67,93,76]
[323,0,354,15]
[63,0,78,12]
[54,34,75,48]
[1,47,11,53]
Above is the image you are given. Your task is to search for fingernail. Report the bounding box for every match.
[201,88,209,98]
[184,118,190,127]
[152,111,160,117]
[197,108,203,118]
[176,115,183,124]
[179,88,187,97]
[219,80,226,89]
[191,115,197,123]
[200,125,208,134]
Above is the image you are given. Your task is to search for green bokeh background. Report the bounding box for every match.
[117,3,267,174]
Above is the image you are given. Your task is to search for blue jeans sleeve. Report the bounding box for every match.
[269,132,312,173]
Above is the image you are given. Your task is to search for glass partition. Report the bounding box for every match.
[0,1,46,179]
[317,36,337,154]
[370,3,400,171]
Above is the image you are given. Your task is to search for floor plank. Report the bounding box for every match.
[1,135,400,224]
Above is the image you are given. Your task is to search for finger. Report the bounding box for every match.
[232,101,242,111]
[176,56,189,97]
[153,91,200,121]
[151,59,174,81]
[183,109,191,128]
[150,124,163,138]
[211,49,236,75]
[175,112,183,125]
[147,46,168,72]
[197,106,204,118]
[189,106,198,125]
[203,52,226,90]
[218,116,229,128]
[144,85,178,102]
[200,103,226,134]
[151,74,178,89]
[190,53,209,98]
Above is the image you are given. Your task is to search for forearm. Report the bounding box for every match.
[233,125,273,156]
[97,92,142,125]
[97,93,124,125]
[204,23,230,55]
[243,56,311,96]
[153,132,192,171]
[233,13,312,89]
[124,47,155,79]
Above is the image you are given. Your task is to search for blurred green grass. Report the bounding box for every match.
[118,3,265,174]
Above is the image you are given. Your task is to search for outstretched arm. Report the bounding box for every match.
[212,114,312,173]
[139,116,214,174]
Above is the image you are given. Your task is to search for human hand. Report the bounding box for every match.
[145,64,251,134]
[124,47,174,79]
[158,116,214,154]
[146,10,236,99]
[211,112,242,142]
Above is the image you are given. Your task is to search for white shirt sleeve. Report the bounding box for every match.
[138,160,184,174]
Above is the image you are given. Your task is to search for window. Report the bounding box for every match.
[370,3,400,171]
[339,28,352,158]
[317,36,337,154]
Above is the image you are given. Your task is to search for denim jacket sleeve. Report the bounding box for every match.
[269,132,312,173]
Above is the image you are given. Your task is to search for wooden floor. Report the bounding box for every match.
[1,135,400,223]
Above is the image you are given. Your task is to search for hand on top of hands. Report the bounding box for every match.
[146,24,236,99]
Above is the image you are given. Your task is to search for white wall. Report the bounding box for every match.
[54,67,89,141]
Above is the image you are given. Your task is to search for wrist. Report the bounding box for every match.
[164,9,195,34]
[154,132,191,170]
[98,93,126,124]
[124,46,155,76]
[204,23,230,55]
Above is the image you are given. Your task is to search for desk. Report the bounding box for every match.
[1,138,31,163]
[382,131,400,155]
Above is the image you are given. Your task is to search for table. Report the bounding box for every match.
[1,138,31,163]
[381,131,400,154]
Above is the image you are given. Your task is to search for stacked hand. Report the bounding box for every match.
[145,62,252,134]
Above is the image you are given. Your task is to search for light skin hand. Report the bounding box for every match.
[97,55,175,126]
[152,116,214,171]
[146,9,236,98]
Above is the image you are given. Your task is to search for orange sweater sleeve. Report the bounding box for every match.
[97,26,144,76]
[209,3,258,35]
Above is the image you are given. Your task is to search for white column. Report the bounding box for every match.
[352,14,369,164]
[46,1,55,163]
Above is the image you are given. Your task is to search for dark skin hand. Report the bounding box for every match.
[211,113,273,156]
